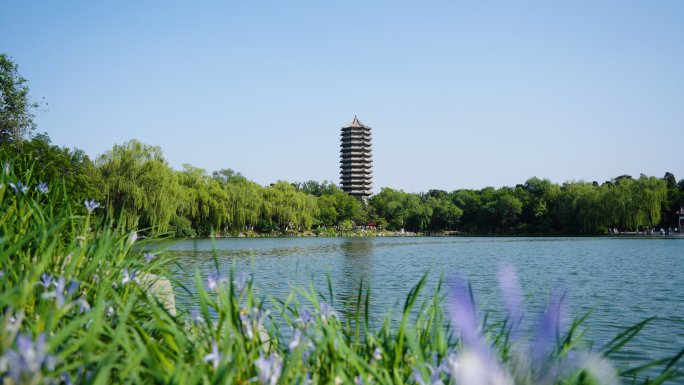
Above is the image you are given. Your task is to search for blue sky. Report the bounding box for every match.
[2,1,682,193]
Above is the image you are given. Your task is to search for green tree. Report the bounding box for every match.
[450,189,482,231]
[0,53,41,143]
[212,168,247,186]
[316,195,339,226]
[1,133,103,210]
[370,188,412,230]
[663,172,677,190]
[478,194,523,230]
[426,197,462,230]
[224,178,263,233]
[658,172,682,228]
[96,139,180,234]
[177,164,228,234]
[262,181,317,230]
[405,195,432,231]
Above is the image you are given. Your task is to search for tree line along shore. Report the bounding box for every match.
[1,134,682,238]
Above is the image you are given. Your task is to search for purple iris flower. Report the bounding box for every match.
[254,352,282,385]
[40,276,67,306]
[36,182,49,194]
[421,353,448,385]
[144,253,156,264]
[372,347,382,362]
[456,350,511,385]
[234,271,248,296]
[446,275,513,384]
[67,280,79,296]
[574,352,619,385]
[533,288,566,364]
[412,363,445,385]
[295,309,313,329]
[497,262,525,332]
[288,328,306,351]
[444,351,460,378]
[189,310,204,324]
[37,273,54,289]
[8,182,28,195]
[207,271,226,292]
[3,332,56,383]
[121,267,138,285]
[60,372,74,385]
[319,301,337,323]
[78,299,91,313]
[240,313,254,339]
[447,276,479,346]
[54,277,68,306]
[84,199,100,214]
[240,307,270,340]
[202,339,221,370]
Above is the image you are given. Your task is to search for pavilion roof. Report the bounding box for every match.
[342,115,371,129]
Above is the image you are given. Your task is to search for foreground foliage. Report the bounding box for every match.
[1,161,683,385]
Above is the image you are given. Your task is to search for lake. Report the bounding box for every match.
[159,236,684,380]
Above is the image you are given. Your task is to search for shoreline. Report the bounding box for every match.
[165,230,684,239]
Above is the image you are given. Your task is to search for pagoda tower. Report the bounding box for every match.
[340,115,373,199]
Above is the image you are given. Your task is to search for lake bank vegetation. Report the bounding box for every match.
[1,161,682,384]
[2,134,682,238]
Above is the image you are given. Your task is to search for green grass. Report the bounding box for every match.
[0,158,682,384]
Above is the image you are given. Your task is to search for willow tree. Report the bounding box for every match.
[177,164,228,232]
[224,179,264,232]
[612,176,666,229]
[555,182,608,232]
[556,178,667,232]
[262,181,317,230]
[96,139,180,234]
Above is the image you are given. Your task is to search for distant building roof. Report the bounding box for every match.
[342,115,372,129]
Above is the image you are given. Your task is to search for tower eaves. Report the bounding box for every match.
[342,115,372,129]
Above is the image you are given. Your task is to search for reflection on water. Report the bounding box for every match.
[336,240,376,328]
[154,236,684,381]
